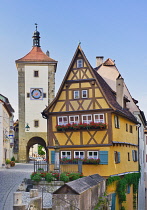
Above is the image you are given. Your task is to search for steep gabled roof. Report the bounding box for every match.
[15,46,57,63]
[103,58,115,66]
[42,46,138,123]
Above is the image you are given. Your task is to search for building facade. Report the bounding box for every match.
[15,26,57,162]
[96,57,146,210]
[43,46,140,209]
[0,94,14,167]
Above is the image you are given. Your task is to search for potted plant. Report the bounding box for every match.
[10,157,15,167]
[5,159,11,169]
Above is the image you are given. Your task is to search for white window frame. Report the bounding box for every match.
[77,59,83,68]
[87,151,99,159]
[82,115,92,124]
[114,115,120,128]
[94,114,104,123]
[61,151,71,159]
[82,90,88,98]
[58,116,68,125]
[74,151,85,159]
[74,91,80,99]
[69,115,79,124]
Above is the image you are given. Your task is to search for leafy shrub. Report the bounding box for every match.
[60,173,69,182]
[38,168,44,171]
[31,173,41,182]
[68,172,83,181]
[11,156,15,161]
[45,173,54,182]
[6,159,11,164]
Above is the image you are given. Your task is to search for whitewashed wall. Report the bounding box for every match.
[25,65,48,132]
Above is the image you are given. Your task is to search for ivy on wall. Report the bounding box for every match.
[107,173,140,207]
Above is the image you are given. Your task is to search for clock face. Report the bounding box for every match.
[31,88,43,99]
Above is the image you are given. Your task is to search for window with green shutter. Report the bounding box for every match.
[51,151,55,164]
[99,151,108,164]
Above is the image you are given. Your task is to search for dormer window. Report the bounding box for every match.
[77,59,83,68]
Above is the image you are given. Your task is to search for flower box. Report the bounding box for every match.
[56,122,107,131]
[60,158,100,165]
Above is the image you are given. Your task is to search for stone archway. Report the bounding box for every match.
[26,136,48,162]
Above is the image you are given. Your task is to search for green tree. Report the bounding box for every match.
[38,145,45,155]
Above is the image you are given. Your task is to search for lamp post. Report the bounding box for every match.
[54,139,60,173]
[25,123,30,131]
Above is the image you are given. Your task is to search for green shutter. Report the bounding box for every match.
[111,193,116,210]
[99,151,108,165]
[51,151,55,164]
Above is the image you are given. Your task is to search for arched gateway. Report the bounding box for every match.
[15,25,57,162]
[26,137,48,162]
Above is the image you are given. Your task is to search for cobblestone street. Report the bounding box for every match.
[0,163,34,210]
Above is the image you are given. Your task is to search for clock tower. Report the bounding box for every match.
[15,26,57,162]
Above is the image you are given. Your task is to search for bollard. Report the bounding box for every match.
[13,192,22,205]
[30,189,39,198]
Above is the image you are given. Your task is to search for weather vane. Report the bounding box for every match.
[35,23,38,30]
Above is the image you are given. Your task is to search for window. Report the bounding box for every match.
[130,125,133,133]
[58,116,68,125]
[43,93,46,98]
[61,151,71,159]
[77,59,83,68]
[27,93,30,98]
[82,90,88,98]
[132,150,138,162]
[114,116,120,128]
[128,152,130,161]
[126,124,128,132]
[34,120,39,127]
[74,91,79,99]
[88,151,98,159]
[127,185,130,194]
[114,151,120,163]
[34,70,39,77]
[82,115,92,124]
[94,114,104,123]
[74,151,85,159]
[69,115,79,124]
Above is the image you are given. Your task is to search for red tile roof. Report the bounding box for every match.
[16,46,57,63]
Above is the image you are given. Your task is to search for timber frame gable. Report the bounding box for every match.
[42,45,138,149]
[43,45,117,115]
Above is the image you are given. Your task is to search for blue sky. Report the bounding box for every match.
[0,0,147,120]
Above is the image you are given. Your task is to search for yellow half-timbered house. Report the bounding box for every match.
[42,45,139,209]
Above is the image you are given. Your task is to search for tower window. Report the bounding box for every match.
[77,59,83,68]
[27,93,30,98]
[34,71,39,77]
[43,93,46,98]
[34,120,39,127]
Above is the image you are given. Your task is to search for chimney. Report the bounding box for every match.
[96,56,104,67]
[46,50,50,57]
[116,74,124,108]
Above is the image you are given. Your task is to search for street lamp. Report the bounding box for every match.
[25,123,30,131]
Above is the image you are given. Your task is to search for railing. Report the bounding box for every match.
[34,160,82,173]
[34,161,49,173]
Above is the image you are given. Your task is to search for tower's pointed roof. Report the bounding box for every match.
[16,24,57,64]
[16,46,57,63]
